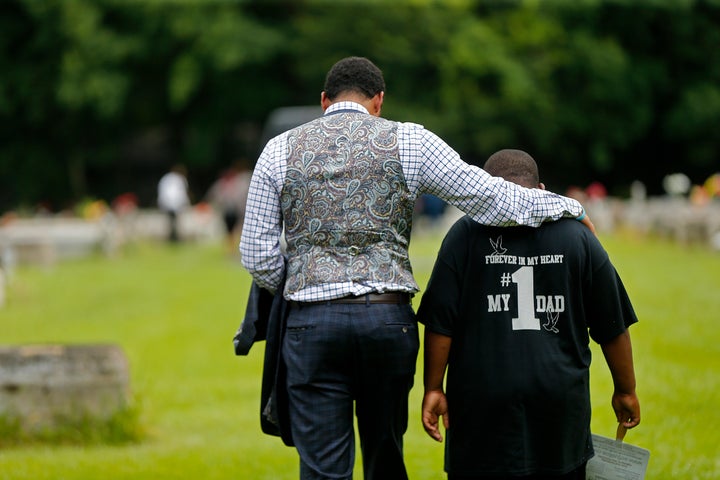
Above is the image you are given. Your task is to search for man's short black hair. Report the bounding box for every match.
[483,149,540,188]
[323,56,386,100]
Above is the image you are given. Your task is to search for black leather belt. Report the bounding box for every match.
[294,292,411,306]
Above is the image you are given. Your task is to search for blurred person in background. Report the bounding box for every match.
[206,159,252,255]
[157,164,190,243]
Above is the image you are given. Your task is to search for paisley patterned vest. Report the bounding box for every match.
[280,111,417,296]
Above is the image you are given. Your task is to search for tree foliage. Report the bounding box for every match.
[1,0,718,211]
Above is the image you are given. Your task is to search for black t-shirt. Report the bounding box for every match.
[417,217,638,477]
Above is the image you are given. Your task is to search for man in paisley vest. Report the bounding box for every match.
[240,56,595,480]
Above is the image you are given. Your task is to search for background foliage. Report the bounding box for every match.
[1,0,719,211]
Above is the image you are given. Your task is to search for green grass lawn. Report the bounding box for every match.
[1,229,719,479]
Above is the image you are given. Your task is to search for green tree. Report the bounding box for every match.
[2,0,719,211]
[0,0,286,210]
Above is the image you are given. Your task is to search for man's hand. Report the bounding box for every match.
[422,389,449,442]
[580,213,596,235]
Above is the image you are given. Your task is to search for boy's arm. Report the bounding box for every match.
[601,330,641,429]
[422,330,452,442]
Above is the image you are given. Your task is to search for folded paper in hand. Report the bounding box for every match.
[586,434,650,480]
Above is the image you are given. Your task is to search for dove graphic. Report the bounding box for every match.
[543,310,560,333]
[489,236,507,255]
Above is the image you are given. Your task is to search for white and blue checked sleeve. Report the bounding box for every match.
[239,135,288,293]
[399,124,583,226]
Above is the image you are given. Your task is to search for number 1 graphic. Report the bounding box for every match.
[510,266,540,330]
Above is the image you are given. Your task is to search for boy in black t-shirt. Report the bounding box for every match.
[418,149,641,480]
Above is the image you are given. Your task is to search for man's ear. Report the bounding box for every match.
[538,182,546,190]
[371,91,384,116]
[321,91,331,111]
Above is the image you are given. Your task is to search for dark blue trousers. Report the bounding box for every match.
[282,301,419,480]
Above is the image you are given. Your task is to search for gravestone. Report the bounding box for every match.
[0,344,130,434]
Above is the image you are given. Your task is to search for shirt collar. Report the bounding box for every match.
[325,101,369,115]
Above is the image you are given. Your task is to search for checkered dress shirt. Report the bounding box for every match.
[240,102,583,301]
